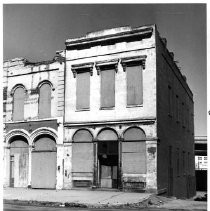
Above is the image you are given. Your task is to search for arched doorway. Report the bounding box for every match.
[97,128,118,189]
[72,129,93,187]
[9,136,29,187]
[31,134,56,189]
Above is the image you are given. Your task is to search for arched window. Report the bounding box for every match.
[38,83,51,118]
[13,87,25,121]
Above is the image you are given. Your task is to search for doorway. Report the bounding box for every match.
[98,141,118,188]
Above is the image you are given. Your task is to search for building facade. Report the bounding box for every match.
[3,52,65,189]
[3,24,195,198]
[194,136,207,191]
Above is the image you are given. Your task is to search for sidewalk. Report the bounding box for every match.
[3,188,207,210]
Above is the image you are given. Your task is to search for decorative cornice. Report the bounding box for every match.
[71,62,94,78]
[66,26,153,49]
[95,59,119,75]
[121,55,147,71]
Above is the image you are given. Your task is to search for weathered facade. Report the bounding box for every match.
[3,24,195,198]
[3,52,65,189]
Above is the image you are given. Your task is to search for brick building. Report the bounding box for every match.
[3,24,195,198]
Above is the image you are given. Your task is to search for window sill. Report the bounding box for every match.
[126,104,143,108]
[100,107,115,110]
[75,108,90,112]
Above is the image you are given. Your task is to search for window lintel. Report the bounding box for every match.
[71,62,94,78]
[95,59,119,75]
[121,55,147,71]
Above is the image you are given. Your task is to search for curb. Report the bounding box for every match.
[4,198,152,209]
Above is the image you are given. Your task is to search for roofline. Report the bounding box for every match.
[65,25,155,48]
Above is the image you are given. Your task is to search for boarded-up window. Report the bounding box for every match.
[126,65,143,105]
[72,143,93,173]
[101,68,115,108]
[122,142,146,174]
[72,130,93,174]
[39,83,51,118]
[34,136,56,151]
[76,72,90,110]
[13,87,25,121]
[122,127,146,174]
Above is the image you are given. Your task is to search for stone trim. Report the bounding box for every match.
[10,84,27,96]
[71,62,94,78]
[30,127,58,144]
[121,55,147,71]
[5,129,30,145]
[95,59,119,75]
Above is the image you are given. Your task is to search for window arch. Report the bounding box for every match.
[38,82,51,119]
[123,127,146,141]
[13,86,25,121]
[97,128,118,141]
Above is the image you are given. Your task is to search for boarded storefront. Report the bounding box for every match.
[72,129,94,187]
[10,136,29,187]
[31,135,57,189]
[122,127,146,191]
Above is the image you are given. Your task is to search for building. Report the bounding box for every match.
[3,52,65,189]
[3,24,195,198]
[195,136,207,191]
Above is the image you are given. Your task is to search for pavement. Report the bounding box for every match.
[3,188,207,210]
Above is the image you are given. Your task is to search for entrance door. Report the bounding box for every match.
[98,141,118,188]
[31,135,56,189]
[10,138,29,187]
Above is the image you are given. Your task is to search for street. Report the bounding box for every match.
[3,204,207,211]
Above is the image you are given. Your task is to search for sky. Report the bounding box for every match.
[3,4,207,136]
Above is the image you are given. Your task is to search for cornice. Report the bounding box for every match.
[65,26,153,49]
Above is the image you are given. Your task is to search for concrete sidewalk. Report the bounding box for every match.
[3,188,207,210]
[3,188,151,206]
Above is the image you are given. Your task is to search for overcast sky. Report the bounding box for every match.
[3,4,207,136]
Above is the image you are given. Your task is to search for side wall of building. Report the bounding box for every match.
[156,30,195,198]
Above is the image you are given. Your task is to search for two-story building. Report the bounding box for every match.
[3,24,195,198]
[63,25,195,198]
[3,52,65,189]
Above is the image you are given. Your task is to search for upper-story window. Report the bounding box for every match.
[38,82,51,118]
[121,56,146,106]
[13,86,25,121]
[96,59,118,109]
[72,63,94,111]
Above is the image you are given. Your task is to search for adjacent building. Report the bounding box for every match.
[195,136,207,191]
[3,52,65,189]
[3,24,196,198]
